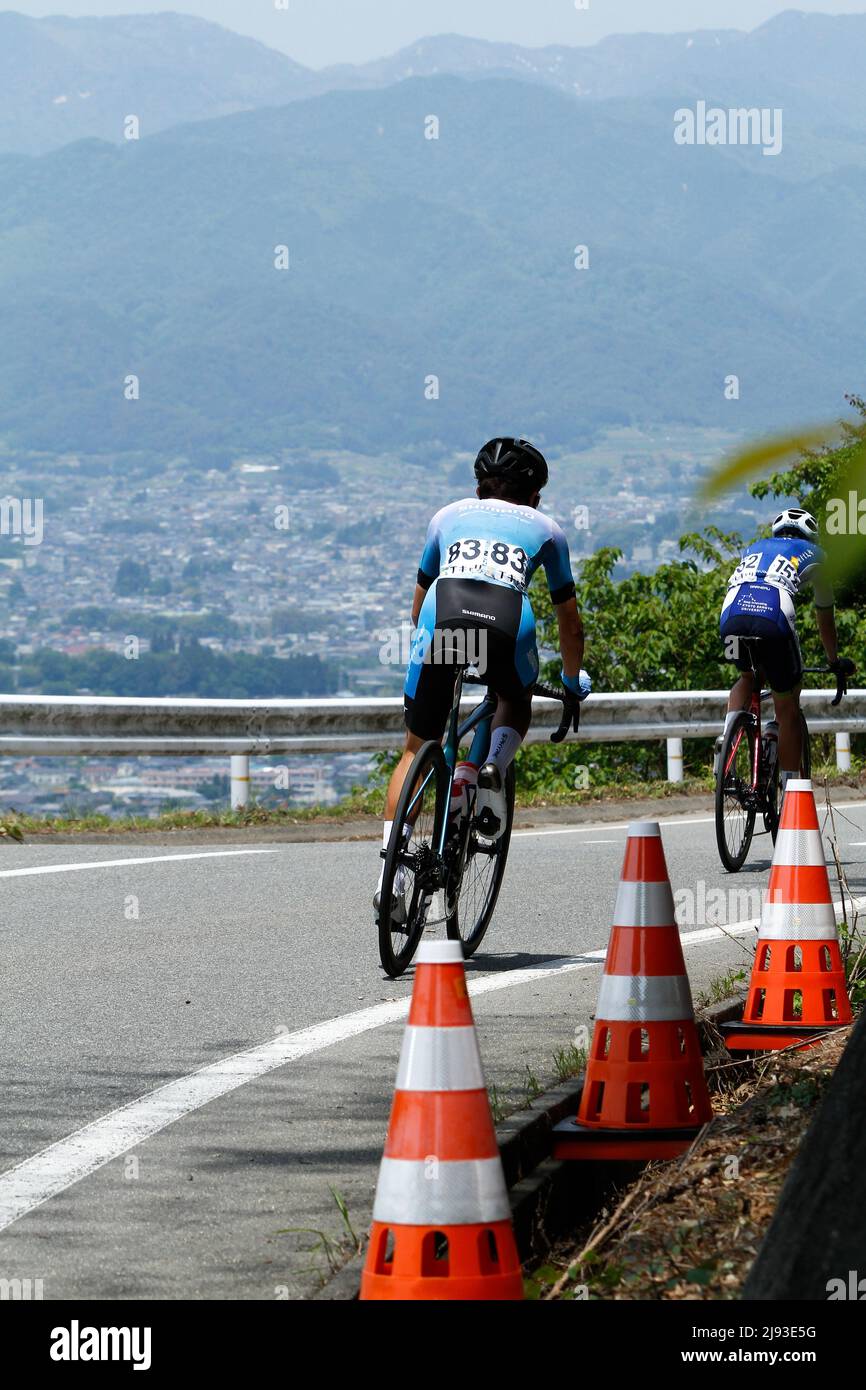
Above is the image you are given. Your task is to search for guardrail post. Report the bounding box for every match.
[231,754,250,810]
[836,732,852,772]
[666,737,684,783]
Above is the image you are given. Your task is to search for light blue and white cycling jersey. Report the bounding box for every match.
[417,497,575,603]
[407,497,576,694]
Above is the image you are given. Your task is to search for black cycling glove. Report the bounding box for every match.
[830,657,856,677]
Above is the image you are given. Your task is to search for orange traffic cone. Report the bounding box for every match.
[360,940,523,1301]
[554,822,713,1160]
[722,779,853,1052]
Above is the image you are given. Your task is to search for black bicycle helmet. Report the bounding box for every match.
[474,437,549,492]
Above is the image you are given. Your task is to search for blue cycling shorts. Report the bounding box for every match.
[720,584,803,693]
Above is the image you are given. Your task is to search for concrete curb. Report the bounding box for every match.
[502,994,749,1265]
[314,993,748,1299]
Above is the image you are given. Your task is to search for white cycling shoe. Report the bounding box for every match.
[374,864,409,925]
[474,763,507,841]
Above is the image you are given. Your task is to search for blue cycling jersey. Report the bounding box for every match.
[724,537,834,608]
[417,498,576,605]
[720,535,834,644]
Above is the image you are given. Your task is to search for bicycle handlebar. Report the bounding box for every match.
[802,665,849,708]
[463,673,581,743]
[535,682,582,744]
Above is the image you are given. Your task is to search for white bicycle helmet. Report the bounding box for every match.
[771,508,819,541]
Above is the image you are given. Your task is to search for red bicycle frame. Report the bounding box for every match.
[723,688,762,790]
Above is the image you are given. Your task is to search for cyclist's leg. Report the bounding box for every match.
[727,670,755,715]
[772,688,803,785]
[383,732,425,823]
[376,587,453,903]
[475,617,535,836]
[487,597,536,766]
[720,596,757,736]
[762,627,805,787]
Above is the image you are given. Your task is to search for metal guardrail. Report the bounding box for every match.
[0,690,862,805]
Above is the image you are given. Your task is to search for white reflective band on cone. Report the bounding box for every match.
[596,973,694,1022]
[627,822,661,838]
[613,880,676,927]
[785,779,813,793]
[759,902,838,940]
[415,940,464,965]
[372,1157,510,1225]
[772,829,827,867]
[395,1026,485,1092]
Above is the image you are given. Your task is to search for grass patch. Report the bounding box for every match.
[694,969,748,1011]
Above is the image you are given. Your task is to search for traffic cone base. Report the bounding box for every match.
[557,822,713,1163]
[362,1220,523,1301]
[724,780,852,1053]
[720,1023,834,1053]
[553,1119,701,1161]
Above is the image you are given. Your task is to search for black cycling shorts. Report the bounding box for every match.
[725,630,804,695]
[404,578,536,742]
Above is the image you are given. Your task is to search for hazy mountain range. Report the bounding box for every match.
[3,9,866,156]
[0,9,863,456]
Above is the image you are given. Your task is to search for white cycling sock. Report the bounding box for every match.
[722,710,739,739]
[487,726,522,773]
[454,761,479,785]
[377,821,393,893]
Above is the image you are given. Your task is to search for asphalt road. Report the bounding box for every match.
[1,800,865,1301]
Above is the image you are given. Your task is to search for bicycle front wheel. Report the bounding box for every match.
[800,711,812,779]
[445,764,515,957]
[715,712,757,872]
[378,740,448,978]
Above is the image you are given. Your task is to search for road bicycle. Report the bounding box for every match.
[714,656,848,873]
[377,670,579,977]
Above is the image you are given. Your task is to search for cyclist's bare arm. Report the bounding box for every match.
[817,606,839,665]
[411,583,427,626]
[556,596,585,680]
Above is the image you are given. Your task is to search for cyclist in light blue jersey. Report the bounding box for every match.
[720,507,854,790]
[375,438,590,917]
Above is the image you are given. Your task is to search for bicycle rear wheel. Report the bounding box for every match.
[715,712,757,872]
[445,764,515,957]
[378,740,448,978]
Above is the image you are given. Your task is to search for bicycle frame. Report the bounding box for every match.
[724,687,763,790]
[723,646,776,793]
[401,667,498,861]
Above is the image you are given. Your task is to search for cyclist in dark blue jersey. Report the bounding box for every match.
[720,507,854,791]
[374,438,590,916]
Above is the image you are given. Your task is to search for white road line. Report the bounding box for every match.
[0,850,278,881]
[0,915,764,1234]
[514,801,866,841]
[514,817,713,838]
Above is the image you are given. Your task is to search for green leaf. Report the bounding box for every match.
[699,424,844,499]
